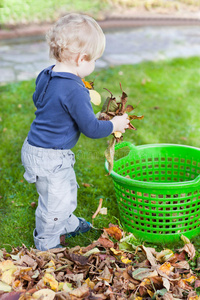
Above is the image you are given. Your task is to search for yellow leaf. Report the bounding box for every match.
[114,131,122,138]
[159,262,174,275]
[156,249,174,262]
[12,279,22,290]
[1,267,18,285]
[43,273,58,291]
[44,259,55,269]
[147,289,154,297]
[85,277,95,289]
[89,89,101,106]
[140,278,151,286]
[82,79,93,89]
[181,235,190,244]
[121,256,132,264]
[110,248,124,256]
[58,282,72,292]
[0,280,12,292]
[182,275,197,284]
[32,288,55,300]
[0,260,16,272]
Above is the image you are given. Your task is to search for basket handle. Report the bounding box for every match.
[114,141,136,152]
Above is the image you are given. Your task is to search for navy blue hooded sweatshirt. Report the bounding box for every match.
[28,65,113,149]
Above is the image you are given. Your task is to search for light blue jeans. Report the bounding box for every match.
[21,138,79,251]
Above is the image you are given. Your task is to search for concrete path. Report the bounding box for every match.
[1,25,200,85]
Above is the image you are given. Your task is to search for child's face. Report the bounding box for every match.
[77,58,96,79]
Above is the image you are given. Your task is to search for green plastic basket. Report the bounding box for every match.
[105,142,200,243]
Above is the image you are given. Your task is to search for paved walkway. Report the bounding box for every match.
[1,25,200,85]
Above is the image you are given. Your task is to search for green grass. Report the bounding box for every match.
[1,0,200,27]
[0,57,200,259]
[0,0,108,27]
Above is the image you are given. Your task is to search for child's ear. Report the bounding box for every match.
[77,53,88,65]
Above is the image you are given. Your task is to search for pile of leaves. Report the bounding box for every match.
[0,224,199,300]
[97,84,143,175]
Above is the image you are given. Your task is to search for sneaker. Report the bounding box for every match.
[65,217,92,238]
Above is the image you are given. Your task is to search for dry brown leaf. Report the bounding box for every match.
[104,225,122,241]
[179,243,196,260]
[32,289,55,300]
[140,245,157,267]
[158,262,174,275]
[69,284,89,298]
[97,237,114,248]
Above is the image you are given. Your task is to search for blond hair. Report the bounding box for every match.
[46,13,105,63]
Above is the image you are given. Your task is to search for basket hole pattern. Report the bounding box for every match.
[114,183,200,235]
[116,156,200,183]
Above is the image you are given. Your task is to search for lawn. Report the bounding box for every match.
[0,57,200,258]
[1,0,200,26]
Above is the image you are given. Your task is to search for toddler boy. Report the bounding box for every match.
[21,13,129,251]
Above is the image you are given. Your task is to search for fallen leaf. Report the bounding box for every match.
[99,207,107,215]
[121,256,132,264]
[82,183,91,187]
[132,268,158,281]
[1,267,18,285]
[0,280,12,292]
[58,281,72,292]
[82,247,100,257]
[97,237,114,248]
[179,243,196,260]
[43,273,58,291]
[85,277,95,289]
[32,288,55,300]
[156,249,174,262]
[0,260,16,272]
[181,235,190,244]
[159,262,174,275]
[69,284,89,297]
[162,277,170,291]
[195,280,200,288]
[140,245,157,267]
[104,225,122,241]
[172,260,190,270]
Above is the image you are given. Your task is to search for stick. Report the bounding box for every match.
[92,198,103,219]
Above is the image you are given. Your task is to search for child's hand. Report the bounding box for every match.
[111,113,129,133]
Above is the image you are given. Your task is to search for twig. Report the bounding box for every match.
[92,198,103,219]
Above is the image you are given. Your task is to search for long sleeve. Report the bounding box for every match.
[65,86,113,139]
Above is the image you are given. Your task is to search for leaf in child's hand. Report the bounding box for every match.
[114,131,122,138]
[82,79,93,89]
[89,89,101,106]
[129,115,144,120]
[98,112,111,121]
[125,105,134,112]
[105,137,116,175]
